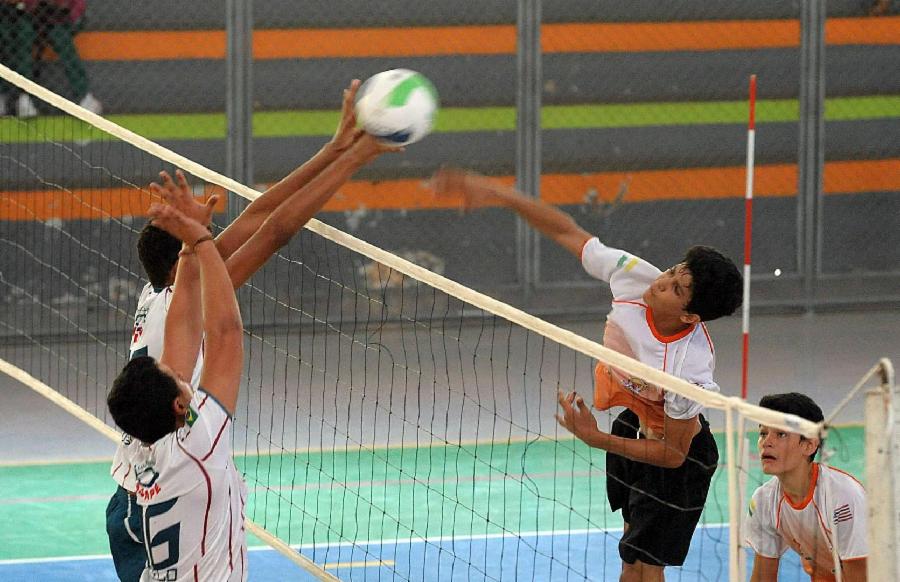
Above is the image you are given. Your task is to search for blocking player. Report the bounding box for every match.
[107,128,398,581]
[429,168,742,581]
[108,200,247,581]
[106,80,398,581]
[748,393,867,582]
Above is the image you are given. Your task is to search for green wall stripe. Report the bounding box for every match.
[0,96,897,144]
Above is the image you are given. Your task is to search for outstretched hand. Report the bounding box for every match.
[330,79,365,152]
[148,203,211,248]
[149,170,218,227]
[427,167,500,211]
[555,390,600,443]
[351,131,405,160]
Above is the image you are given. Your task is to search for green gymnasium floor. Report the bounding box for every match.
[0,427,865,562]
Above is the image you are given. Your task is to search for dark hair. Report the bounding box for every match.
[759,392,825,462]
[107,356,179,443]
[682,245,742,321]
[137,222,181,289]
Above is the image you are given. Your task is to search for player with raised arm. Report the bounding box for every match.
[105,79,400,581]
[429,168,742,582]
[748,393,867,582]
[107,200,246,581]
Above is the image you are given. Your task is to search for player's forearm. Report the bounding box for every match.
[583,430,688,468]
[195,240,243,340]
[225,141,375,288]
[215,142,341,260]
[194,238,243,415]
[474,178,591,257]
[160,250,202,376]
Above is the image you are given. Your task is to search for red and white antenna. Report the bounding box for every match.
[742,75,756,400]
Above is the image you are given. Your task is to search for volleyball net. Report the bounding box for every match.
[1,64,896,581]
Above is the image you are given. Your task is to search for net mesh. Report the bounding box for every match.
[2,65,892,581]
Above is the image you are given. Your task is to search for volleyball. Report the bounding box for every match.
[354,69,439,146]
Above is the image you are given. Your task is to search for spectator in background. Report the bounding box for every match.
[869,0,892,16]
[0,0,100,118]
[0,1,25,115]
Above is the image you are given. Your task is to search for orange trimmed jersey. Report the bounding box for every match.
[111,283,204,491]
[746,463,868,580]
[581,238,719,434]
[127,388,248,582]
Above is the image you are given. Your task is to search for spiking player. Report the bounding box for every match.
[748,393,867,582]
[105,80,401,581]
[429,168,742,582]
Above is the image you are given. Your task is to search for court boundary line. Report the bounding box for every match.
[0,523,730,566]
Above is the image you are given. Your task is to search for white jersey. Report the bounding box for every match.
[746,463,867,579]
[581,238,719,432]
[130,388,247,582]
[112,283,204,490]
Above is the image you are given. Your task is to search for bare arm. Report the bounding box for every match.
[430,168,593,257]
[555,391,697,468]
[158,247,202,381]
[224,133,398,288]
[194,240,243,413]
[214,80,363,260]
[749,554,780,582]
[148,204,244,415]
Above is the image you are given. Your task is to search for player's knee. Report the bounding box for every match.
[620,560,663,582]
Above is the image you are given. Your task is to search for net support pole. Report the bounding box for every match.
[879,358,898,579]
[741,75,756,401]
[864,385,896,581]
[737,415,750,581]
[726,405,740,582]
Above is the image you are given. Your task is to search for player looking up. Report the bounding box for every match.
[748,393,867,582]
[429,168,742,582]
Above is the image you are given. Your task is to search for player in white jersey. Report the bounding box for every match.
[747,393,867,582]
[429,168,742,581]
[108,199,248,581]
[105,80,400,581]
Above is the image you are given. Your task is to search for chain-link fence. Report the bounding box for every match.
[250,1,521,292]
[1,0,897,318]
[821,3,900,301]
[535,2,806,312]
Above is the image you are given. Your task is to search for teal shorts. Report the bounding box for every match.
[105,486,145,582]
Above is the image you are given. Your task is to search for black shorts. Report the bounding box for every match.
[105,486,146,582]
[606,408,719,567]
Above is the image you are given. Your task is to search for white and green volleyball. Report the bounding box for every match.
[354,69,439,146]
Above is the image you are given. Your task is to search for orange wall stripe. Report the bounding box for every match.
[75,31,227,61]
[254,26,517,59]
[2,160,896,221]
[826,17,900,45]
[68,17,898,61]
[0,187,225,221]
[541,21,801,53]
